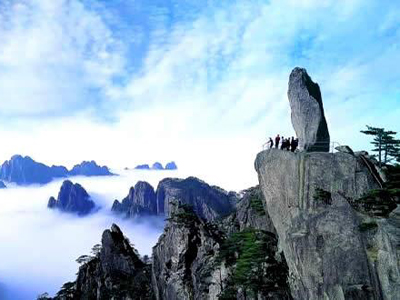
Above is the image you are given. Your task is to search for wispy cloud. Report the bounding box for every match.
[0,0,125,117]
[0,0,399,189]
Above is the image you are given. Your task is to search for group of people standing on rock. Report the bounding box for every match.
[265,134,298,152]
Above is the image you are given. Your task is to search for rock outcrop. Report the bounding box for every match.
[52,224,153,299]
[152,162,164,170]
[288,67,330,152]
[112,177,235,222]
[49,198,291,299]
[134,164,151,170]
[47,180,96,216]
[153,203,292,300]
[221,186,276,235]
[255,148,400,299]
[0,180,6,189]
[0,155,68,185]
[134,162,178,170]
[152,204,224,300]
[165,161,178,170]
[69,160,113,176]
[156,177,235,221]
[112,181,157,218]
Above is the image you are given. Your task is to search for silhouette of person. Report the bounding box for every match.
[268,137,274,149]
[290,137,296,152]
[292,138,298,152]
[280,136,285,150]
[275,134,280,149]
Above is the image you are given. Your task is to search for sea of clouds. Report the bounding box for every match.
[0,169,187,299]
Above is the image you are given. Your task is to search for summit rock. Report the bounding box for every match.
[47,180,96,216]
[288,67,330,152]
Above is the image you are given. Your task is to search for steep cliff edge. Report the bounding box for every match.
[112,177,235,222]
[51,224,153,299]
[152,199,291,300]
[255,141,400,299]
[47,180,96,216]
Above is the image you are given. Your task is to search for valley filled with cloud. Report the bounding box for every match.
[0,170,173,299]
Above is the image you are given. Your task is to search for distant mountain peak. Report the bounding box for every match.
[47,180,96,216]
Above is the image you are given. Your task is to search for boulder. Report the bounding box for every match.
[47,180,96,216]
[288,67,330,152]
[335,145,354,155]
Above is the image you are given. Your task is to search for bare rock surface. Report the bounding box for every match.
[47,180,96,216]
[51,224,153,299]
[288,67,330,152]
[255,148,400,299]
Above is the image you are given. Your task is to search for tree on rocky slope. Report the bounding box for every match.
[217,228,290,299]
[361,125,400,166]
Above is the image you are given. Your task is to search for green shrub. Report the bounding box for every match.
[359,221,378,232]
[313,188,332,205]
[250,195,265,215]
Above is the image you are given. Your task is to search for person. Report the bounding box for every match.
[284,138,289,150]
[268,137,274,149]
[290,137,296,152]
[280,136,285,150]
[275,134,280,149]
[291,137,299,152]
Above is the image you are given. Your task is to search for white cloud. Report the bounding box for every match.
[0,0,400,190]
[0,0,125,116]
[0,171,170,298]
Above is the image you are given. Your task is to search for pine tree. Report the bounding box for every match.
[361,125,400,166]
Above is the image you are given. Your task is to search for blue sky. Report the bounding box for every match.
[0,0,399,189]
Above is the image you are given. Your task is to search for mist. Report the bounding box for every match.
[0,169,185,299]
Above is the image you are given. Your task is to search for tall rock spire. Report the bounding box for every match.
[288,67,330,152]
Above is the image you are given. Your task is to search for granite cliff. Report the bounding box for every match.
[48,180,96,216]
[50,224,153,299]
[112,177,235,222]
[51,189,291,300]
[254,67,400,299]
[45,67,400,300]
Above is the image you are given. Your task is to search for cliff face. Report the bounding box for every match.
[152,199,291,300]
[112,181,157,218]
[288,68,330,152]
[0,155,68,185]
[255,148,400,299]
[112,177,235,222]
[152,204,224,300]
[48,180,96,216]
[51,193,291,300]
[52,224,153,300]
[156,177,235,221]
